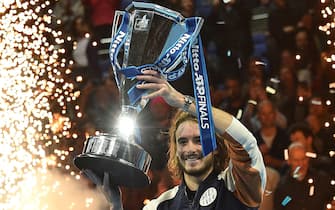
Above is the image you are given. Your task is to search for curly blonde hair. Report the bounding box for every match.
[167,110,228,179]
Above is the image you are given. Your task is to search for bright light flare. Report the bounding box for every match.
[117,114,136,140]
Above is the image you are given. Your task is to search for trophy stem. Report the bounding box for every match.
[119,74,128,108]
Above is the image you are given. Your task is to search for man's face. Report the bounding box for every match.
[305,114,320,133]
[295,31,309,50]
[309,98,326,117]
[288,147,309,180]
[224,79,241,100]
[290,131,308,147]
[281,50,295,69]
[175,121,214,177]
[258,103,276,127]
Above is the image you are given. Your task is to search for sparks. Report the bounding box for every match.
[0,1,101,209]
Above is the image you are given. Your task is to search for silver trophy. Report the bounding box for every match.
[74,2,204,188]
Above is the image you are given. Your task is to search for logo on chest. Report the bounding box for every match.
[199,187,217,206]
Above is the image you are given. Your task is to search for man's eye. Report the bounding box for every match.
[178,138,187,145]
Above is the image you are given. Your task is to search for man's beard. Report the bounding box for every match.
[177,152,213,177]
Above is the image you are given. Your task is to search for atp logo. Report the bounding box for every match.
[134,15,150,31]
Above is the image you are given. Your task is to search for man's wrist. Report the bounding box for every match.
[182,95,195,112]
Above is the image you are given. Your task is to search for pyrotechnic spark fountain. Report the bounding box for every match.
[0,1,104,209]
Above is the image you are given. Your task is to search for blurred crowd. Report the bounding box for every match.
[51,0,335,209]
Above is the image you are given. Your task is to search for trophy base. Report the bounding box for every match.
[74,154,151,188]
[73,133,152,188]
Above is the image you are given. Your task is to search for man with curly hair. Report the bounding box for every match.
[84,70,266,210]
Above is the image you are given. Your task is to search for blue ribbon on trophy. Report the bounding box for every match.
[110,2,217,156]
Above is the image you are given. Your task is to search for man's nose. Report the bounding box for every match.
[184,140,199,152]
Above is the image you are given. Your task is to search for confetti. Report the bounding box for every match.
[284,149,289,160]
[236,109,243,120]
[305,152,317,158]
[281,196,292,206]
[310,99,322,105]
[266,86,276,95]
[264,190,273,196]
[270,78,280,84]
[293,166,301,179]
[309,185,315,196]
[255,61,266,66]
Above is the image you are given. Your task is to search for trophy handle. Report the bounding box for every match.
[112,11,125,40]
